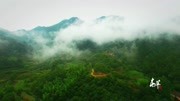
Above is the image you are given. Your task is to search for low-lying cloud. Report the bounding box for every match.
[22,16,180,60]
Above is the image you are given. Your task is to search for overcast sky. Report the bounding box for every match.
[0,0,180,31]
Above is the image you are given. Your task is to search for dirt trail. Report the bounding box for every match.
[91,69,108,78]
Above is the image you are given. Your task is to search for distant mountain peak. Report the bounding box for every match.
[96,15,124,21]
[68,17,79,21]
[32,17,80,32]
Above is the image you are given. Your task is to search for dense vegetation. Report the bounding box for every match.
[0,33,179,101]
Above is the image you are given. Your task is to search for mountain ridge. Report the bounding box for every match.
[32,17,80,32]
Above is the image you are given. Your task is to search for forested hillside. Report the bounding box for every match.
[0,31,179,100]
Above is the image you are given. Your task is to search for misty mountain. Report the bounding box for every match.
[0,28,19,41]
[32,17,79,32]
[30,17,80,38]
[0,29,32,68]
[11,17,80,44]
[0,16,180,100]
[0,16,86,68]
[5,17,81,56]
[1,16,180,60]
